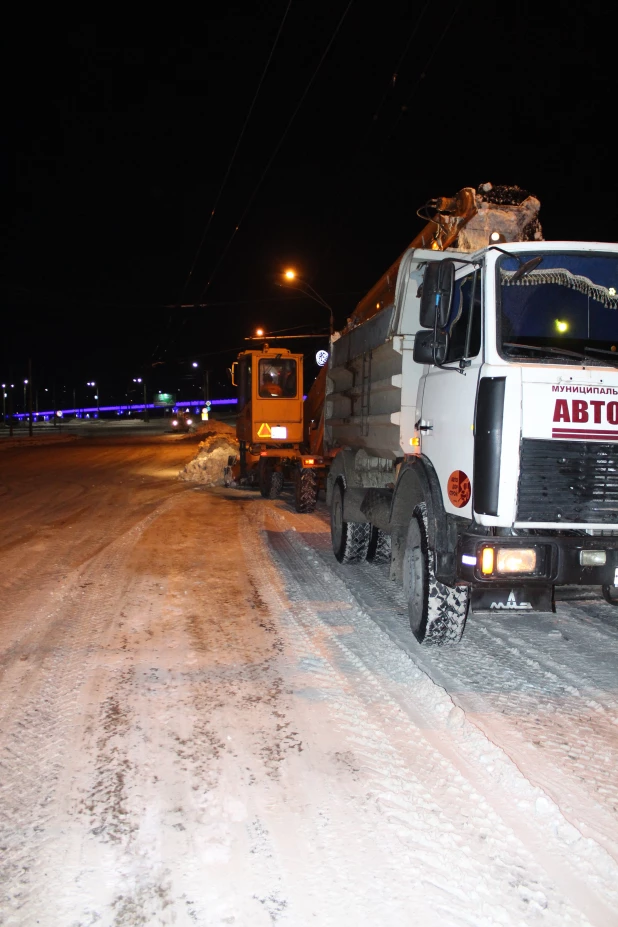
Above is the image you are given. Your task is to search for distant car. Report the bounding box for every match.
[171,411,194,432]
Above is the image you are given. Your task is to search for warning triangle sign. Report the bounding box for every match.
[257,422,271,438]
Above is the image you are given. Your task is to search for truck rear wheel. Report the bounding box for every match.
[366,527,391,564]
[331,480,370,563]
[259,460,283,499]
[295,468,318,513]
[403,503,469,645]
[602,584,618,605]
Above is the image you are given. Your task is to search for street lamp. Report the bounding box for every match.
[87,381,99,416]
[1,384,6,426]
[281,269,334,335]
[133,377,149,421]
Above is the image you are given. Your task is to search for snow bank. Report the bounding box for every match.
[178,422,238,486]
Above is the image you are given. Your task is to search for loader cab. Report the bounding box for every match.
[234,346,304,446]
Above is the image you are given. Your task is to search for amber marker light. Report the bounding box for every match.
[481,547,494,575]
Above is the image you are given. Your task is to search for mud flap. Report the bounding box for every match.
[471,586,555,613]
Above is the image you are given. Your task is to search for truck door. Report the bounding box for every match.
[418,271,482,519]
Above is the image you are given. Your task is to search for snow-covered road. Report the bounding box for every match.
[1,434,617,926]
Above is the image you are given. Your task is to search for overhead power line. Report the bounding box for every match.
[199,0,354,302]
[178,0,292,302]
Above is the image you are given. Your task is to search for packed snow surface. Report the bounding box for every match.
[0,432,617,926]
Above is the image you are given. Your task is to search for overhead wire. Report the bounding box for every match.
[178,0,292,302]
[369,0,431,127]
[310,4,434,281]
[387,0,463,137]
[198,0,354,302]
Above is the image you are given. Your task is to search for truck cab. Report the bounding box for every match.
[325,240,618,643]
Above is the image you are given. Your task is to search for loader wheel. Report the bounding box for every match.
[330,480,370,563]
[259,460,283,499]
[295,468,318,513]
[366,526,391,564]
[403,502,469,645]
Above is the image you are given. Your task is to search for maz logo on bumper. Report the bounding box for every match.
[490,591,532,610]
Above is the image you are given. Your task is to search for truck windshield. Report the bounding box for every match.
[498,252,618,362]
[258,358,297,398]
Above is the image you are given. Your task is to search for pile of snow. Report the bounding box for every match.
[178,421,238,486]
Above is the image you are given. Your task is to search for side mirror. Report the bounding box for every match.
[419,260,455,329]
[413,329,447,365]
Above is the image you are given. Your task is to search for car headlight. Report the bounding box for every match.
[186,419,192,425]
[172,420,178,426]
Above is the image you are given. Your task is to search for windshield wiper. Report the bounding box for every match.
[503,342,618,370]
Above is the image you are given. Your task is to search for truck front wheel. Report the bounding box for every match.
[331,480,370,563]
[403,503,469,645]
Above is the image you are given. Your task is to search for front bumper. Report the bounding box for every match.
[457,533,618,586]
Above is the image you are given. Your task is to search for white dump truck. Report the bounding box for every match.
[324,184,618,644]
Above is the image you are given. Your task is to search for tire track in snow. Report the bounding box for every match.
[0,495,182,924]
[274,504,618,868]
[259,505,618,927]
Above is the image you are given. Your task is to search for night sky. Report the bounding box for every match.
[2,3,615,409]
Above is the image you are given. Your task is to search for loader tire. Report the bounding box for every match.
[403,502,469,645]
[295,468,318,513]
[259,461,283,499]
[331,480,370,564]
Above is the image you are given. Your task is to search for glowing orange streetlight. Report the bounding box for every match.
[256,328,265,337]
[284,269,296,280]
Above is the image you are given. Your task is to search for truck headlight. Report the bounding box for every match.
[480,546,537,575]
[496,548,537,573]
[580,550,606,566]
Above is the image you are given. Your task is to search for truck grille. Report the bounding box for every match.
[517,439,618,523]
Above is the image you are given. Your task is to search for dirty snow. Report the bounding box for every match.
[0,433,617,926]
[179,421,238,486]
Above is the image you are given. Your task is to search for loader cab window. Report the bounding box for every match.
[445,273,481,362]
[238,356,252,411]
[258,358,297,398]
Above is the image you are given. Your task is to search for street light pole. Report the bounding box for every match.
[87,381,99,416]
[281,270,335,335]
[28,358,33,437]
[133,377,149,422]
